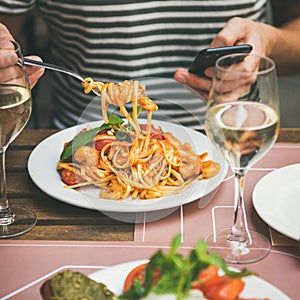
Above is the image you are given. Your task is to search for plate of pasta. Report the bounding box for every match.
[28,119,227,212]
[28,79,227,212]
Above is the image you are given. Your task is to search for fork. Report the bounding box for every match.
[23,58,100,96]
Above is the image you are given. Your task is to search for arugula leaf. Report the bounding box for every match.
[60,114,124,161]
[193,240,254,278]
[207,252,254,278]
[171,233,182,253]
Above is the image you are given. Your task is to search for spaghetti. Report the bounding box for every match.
[57,79,220,200]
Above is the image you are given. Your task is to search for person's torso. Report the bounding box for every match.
[37,0,268,81]
[35,0,268,128]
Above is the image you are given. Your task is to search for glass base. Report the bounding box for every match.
[205,228,270,264]
[0,206,37,239]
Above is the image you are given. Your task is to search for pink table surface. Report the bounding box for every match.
[1,143,299,300]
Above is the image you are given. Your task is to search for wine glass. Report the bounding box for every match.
[205,53,280,263]
[0,40,36,238]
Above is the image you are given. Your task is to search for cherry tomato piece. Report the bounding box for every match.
[123,263,148,293]
[205,276,245,300]
[123,263,161,293]
[94,139,113,152]
[140,124,164,140]
[61,169,83,186]
[192,265,221,292]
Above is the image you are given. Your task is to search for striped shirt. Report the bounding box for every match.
[0,0,268,129]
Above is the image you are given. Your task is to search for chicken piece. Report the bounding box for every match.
[180,143,201,179]
[74,146,99,166]
[164,132,200,180]
[200,160,220,179]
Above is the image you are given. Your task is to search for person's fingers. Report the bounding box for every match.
[174,68,212,93]
[27,68,45,88]
[0,40,18,68]
[25,55,45,88]
[210,17,266,57]
[0,50,18,68]
[210,17,249,48]
[0,23,14,41]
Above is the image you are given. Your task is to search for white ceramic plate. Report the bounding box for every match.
[28,120,227,212]
[89,260,291,299]
[253,163,300,241]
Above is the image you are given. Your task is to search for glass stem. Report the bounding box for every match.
[0,147,13,225]
[229,169,250,243]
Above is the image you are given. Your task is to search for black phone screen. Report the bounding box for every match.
[189,44,253,76]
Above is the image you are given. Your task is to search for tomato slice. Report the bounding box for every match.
[94,138,113,152]
[61,169,83,186]
[205,276,245,300]
[123,263,161,293]
[192,265,221,292]
[123,263,147,293]
[140,124,164,140]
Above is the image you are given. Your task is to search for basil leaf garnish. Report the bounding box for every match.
[115,131,131,142]
[60,114,124,161]
[60,126,102,161]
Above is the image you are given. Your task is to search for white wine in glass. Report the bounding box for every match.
[0,40,36,238]
[205,53,280,263]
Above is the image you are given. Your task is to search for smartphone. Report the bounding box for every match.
[188,44,253,76]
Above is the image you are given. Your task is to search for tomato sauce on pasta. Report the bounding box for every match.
[57,79,220,200]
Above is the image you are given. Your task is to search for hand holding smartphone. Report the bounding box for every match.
[189,44,252,76]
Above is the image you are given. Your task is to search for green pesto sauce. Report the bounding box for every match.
[49,270,116,300]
